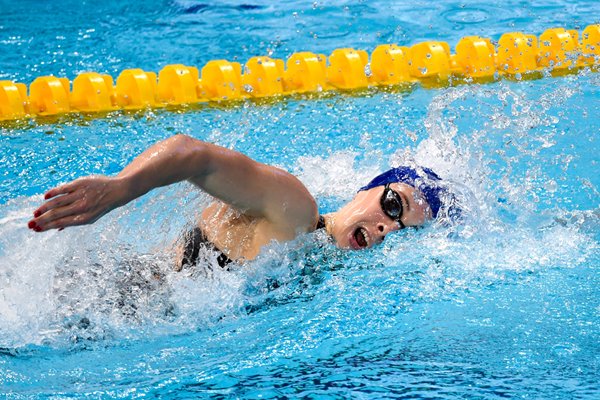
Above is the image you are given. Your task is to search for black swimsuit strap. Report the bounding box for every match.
[183,216,325,270]
[182,227,232,269]
[316,215,326,230]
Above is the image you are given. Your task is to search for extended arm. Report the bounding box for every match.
[29,134,317,232]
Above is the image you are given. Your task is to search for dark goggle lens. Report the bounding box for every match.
[381,186,403,221]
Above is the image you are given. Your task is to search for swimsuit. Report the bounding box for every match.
[316,215,326,230]
[181,215,326,269]
[181,226,233,269]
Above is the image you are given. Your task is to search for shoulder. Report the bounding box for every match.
[271,170,319,233]
[260,165,319,233]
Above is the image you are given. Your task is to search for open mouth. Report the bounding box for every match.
[353,227,368,249]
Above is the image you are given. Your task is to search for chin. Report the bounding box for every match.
[331,235,350,250]
[334,240,350,249]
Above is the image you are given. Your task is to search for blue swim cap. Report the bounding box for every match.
[359,166,448,219]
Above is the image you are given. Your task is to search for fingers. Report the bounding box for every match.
[29,176,113,233]
[29,190,81,232]
[33,192,78,218]
[31,213,92,232]
[34,200,85,228]
[29,179,86,232]
[43,181,78,200]
[28,204,95,232]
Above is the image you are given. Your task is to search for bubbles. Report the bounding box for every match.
[0,69,598,385]
[364,63,372,78]
[544,179,558,193]
[293,151,380,199]
[1,0,599,395]
[0,183,334,350]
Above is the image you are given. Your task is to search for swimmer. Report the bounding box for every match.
[28,135,454,267]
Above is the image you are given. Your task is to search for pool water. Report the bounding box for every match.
[1,0,599,398]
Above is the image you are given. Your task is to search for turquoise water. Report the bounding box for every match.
[1,0,599,398]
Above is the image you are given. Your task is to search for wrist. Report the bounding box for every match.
[112,175,136,207]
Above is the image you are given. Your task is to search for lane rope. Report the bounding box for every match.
[1,25,599,121]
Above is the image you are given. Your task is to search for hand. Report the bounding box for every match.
[28,176,125,232]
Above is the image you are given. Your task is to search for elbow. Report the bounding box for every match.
[170,134,206,159]
[168,134,212,178]
[169,133,198,152]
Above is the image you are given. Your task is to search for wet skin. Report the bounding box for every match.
[28,180,432,256]
[325,183,431,250]
[26,135,433,258]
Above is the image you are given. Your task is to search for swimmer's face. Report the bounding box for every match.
[329,183,431,250]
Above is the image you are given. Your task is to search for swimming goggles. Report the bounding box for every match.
[380,184,406,229]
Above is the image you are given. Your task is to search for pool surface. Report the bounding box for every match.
[1,0,599,398]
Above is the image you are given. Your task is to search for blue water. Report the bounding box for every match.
[1,0,599,398]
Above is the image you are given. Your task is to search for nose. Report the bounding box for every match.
[377,220,401,233]
[376,221,400,243]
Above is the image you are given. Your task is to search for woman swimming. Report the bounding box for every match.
[27,134,453,266]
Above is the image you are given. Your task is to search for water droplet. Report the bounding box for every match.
[243,84,254,93]
[364,63,372,78]
[545,180,557,193]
